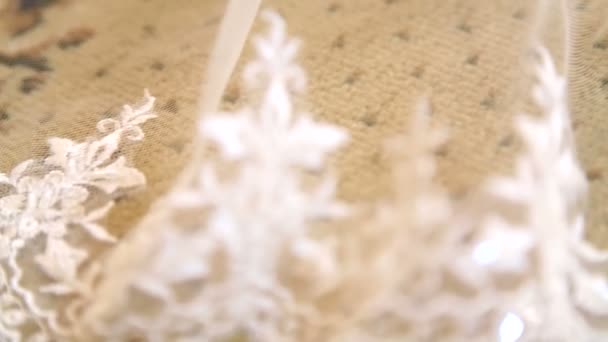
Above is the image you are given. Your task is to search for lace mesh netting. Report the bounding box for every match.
[0,0,607,341]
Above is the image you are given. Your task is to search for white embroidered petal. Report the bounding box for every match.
[207,209,241,255]
[517,113,550,142]
[474,216,535,273]
[473,240,501,266]
[60,185,89,209]
[45,138,74,168]
[0,195,24,213]
[17,216,41,240]
[556,150,587,203]
[486,176,532,203]
[124,125,145,142]
[415,192,451,227]
[79,222,116,243]
[87,156,146,193]
[96,118,121,134]
[124,113,158,127]
[532,48,566,109]
[451,254,490,288]
[131,279,174,302]
[85,133,122,168]
[573,273,608,316]
[133,231,216,302]
[200,115,251,160]
[1,309,27,326]
[35,238,87,282]
[170,190,207,208]
[291,238,336,277]
[285,116,349,169]
[9,160,33,184]
[120,89,156,123]
[573,239,608,264]
[41,222,67,239]
[308,176,349,219]
[0,235,10,259]
[83,202,115,222]
[39,283,76,296]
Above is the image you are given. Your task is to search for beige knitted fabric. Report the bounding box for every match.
[569,0,608,246]
[0,0,606,248]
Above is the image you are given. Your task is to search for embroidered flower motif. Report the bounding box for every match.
[35,238,88,295]
[473,216,535,273]
[0,91,156,339]
[480,47,607,341]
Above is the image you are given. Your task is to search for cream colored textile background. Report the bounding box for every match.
[0,0,606,246]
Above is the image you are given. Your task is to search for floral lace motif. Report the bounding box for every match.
[363,49,608,342]
[0,92,156,341]
[483,48,608,341]
[77,11,349,342]
[349,46,608,342]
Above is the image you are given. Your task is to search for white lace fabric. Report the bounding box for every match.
[0,91,157,341]
[1,4,608,342]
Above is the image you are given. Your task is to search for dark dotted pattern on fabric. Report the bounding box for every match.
[587,168,603,182]
[57,27,95,49]
[95,67,107,78]
[164,98,179,114]
[0,108,9,121]
[513,9,526,20]
[411,65,425,79]
[150,61,165,71]
[327,3,341,13]
[480,90,496,110]
[465,54,479,65]
[361,112,378,127]
[498,134,514,148]
[457,22,472,34]
[0,52,50,72]
[38,112,54,124]
[142,24,156,37]
[594,41,608,50]
[331,34,345,49]
[344,70,362,85]
[222,84,241,104]
[393,30,409,41]
[0,107,10,134]
[20,73,45,94]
